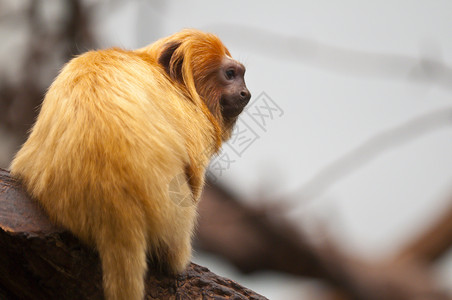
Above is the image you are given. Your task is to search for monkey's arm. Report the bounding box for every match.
[184,162,205,202]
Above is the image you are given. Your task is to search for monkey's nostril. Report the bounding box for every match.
[240,90,251,103]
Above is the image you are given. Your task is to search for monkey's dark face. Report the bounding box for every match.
[157,40,250,130]
[218,57,251,120]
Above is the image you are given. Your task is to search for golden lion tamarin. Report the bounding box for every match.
[10,29,250,300]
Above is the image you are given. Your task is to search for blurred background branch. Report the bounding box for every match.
[209,24,452,91]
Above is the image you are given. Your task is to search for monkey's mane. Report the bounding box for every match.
[141,29,230,151]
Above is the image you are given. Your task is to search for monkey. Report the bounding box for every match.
[10,29,250,300]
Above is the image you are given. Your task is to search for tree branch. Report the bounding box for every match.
[197,181,450,300]
[0,169,267,300]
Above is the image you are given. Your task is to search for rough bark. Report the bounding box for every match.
[0,169,267,300]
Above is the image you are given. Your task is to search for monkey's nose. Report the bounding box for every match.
[240,89,251,104]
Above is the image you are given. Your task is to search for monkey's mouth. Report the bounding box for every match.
[224,106,244,118]
[220,95,250,118]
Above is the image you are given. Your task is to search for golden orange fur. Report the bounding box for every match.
[10,29,250,300]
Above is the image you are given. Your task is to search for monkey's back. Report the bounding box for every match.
[10,49,213,245]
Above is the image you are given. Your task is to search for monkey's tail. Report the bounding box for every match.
[95,217,148,300]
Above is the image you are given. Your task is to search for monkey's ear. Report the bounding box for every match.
[158,41,183,82]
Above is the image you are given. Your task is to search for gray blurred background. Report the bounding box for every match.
[1,1,452,299]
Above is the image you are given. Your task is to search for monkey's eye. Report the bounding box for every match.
[225,69,236,80]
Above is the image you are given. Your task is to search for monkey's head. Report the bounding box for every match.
[148,29,251,143]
